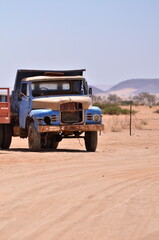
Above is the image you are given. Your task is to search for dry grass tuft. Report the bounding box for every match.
[107,115,148,132]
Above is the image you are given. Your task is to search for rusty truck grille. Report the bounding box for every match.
[61,111,82,123]
[60,102,83,124]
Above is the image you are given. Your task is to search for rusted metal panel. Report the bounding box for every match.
[0,88,10,124]
[38,124,104,133]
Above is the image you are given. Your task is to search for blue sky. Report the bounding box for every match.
[0,0,159,89]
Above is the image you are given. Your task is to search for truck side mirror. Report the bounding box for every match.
[89,87,92,95]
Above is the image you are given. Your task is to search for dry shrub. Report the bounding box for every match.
[108,116,129,132]
[132,117,148,130]
[133,119,143,130]
[120,116,130,129]
[108,115,148,132]
[140,119,148,125]
[110,116,122,132]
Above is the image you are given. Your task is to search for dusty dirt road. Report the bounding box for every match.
[0,106,159,240]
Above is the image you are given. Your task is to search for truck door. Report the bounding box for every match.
[19,83,31,128]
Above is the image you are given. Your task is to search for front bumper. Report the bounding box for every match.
[38,124,104,133]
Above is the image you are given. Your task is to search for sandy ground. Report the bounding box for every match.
[0,106,159,240]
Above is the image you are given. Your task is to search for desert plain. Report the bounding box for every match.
[0,106,159,240]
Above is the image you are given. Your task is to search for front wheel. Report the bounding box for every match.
[28,123,41,151]
[84,131,98,152]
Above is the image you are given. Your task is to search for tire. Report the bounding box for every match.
[1,124,12,149]
[28,122,41,151]
[0,124,3,149]
[85,131,98,152]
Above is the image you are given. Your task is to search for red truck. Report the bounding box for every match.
[0,88,12,149]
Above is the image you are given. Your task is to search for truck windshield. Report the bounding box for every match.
[31,80,87,97]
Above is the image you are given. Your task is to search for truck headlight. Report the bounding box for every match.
[93,114,101,122]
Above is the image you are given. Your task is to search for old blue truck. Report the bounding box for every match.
[0,69,104,151]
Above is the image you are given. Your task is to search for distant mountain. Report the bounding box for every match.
[94,84,113,91]
[95,79,159,98]
[89,85,104,94]
[107,79,159,94]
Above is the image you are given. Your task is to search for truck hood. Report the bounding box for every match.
[32,96,92,110]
